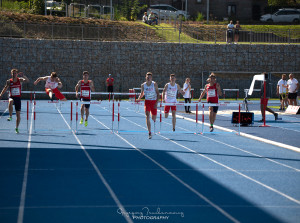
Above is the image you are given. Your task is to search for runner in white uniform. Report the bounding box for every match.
[276,74,288,110]
[34,72,67,101]
[137,72,159,139]
[162,74,185,132]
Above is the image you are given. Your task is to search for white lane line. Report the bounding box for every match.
[17,104,34,223]
[113,110,300,206]
[56,107,133,223]
[90,114,240,223]
[0,108,8,118]
[176,113,300,153]
[123,106,300,172]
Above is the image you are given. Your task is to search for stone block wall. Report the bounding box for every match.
[0,38,299,99]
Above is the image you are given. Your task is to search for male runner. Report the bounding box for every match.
[198,73,222,132]
[0,69,29,133]
[162,74,185,132]
[34,72,67,101]
[276,74,288,110]
[137,72,160,139]
[75,71,95,127]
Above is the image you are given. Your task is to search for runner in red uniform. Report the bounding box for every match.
[198,73,222,132]
[75,71,95,127]
[0,69,29,133]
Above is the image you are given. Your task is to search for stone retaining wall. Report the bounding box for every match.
[1,38,299,99]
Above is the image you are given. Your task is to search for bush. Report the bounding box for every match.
[196,12,204,22]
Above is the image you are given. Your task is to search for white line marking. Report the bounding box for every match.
[113,109,300,205]
[0,108,8,118]
[17,104,34,223]
[56,107,133,223]
[177,114,300,153]
[124,106,300,172]
[90,114,240,223]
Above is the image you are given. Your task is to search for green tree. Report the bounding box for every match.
[268,0,300,6]
[33,0,44,15]
[121,0,146,21]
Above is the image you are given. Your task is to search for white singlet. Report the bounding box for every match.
[165,83,178,103]
[144,81,157,100]
[45,76,58,89]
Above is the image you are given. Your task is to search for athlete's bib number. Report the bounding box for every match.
[11,87,20,96]
[81,90,90,97]
[207,89,216,97]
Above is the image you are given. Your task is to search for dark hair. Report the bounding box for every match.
[51,72,57,78]
[83,71,89,75]
[11,68,18,73]
[170,74,175,78]
[146,72,152,76]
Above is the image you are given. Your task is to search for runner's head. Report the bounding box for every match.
[170,74,176,83]
[289,73,294,80]
[50,72,57,79]
[185,78,190,83]
[83,71,89,80]
[282,74,287,80]
[11,69,18,78]
[146,72,153,82]
[209,73,216,83]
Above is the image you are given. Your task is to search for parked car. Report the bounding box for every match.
[260,8,300,23]
[147,4,189,20]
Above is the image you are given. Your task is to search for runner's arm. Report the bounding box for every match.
[154,82,160,104]
[198,86,206,101]
[90,80,95,92]
[216,83,222,97]
[75,80,81,98]
[177,84,185,96]
[57,78,63,89]
[162,84,168,103]
[34,76,48,85]
[0,80,10,99]
[18,72,29,83]
[137,84,144,101]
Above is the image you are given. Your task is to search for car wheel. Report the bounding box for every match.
[293,18,299,24]
[266,19,273,22]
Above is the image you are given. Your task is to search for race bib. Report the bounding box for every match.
[81,90,90,97]
[207,89,216,97]
[11,87,20,96]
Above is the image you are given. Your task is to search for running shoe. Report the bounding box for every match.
[148,132,152,139]
[173,128,175,132]
[15,128,19,134]
[274,113,278,120]
[209,126,214,132]
[7,116,12,121]
[84,120,88,127]
[80,118,83,125]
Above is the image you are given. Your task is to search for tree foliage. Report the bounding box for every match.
[268,0,300,6]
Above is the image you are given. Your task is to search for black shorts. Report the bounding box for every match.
[107,86,113,93]
[81,98,90,109]
[210,106,219,113]
[288,93,297,99]
[10,97,21,111]
[279,93,287,100]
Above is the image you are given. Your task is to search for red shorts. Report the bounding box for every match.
[45,88,65,100]
[144,100,157,116]
[164,106,176,113]
[260,98,269,106]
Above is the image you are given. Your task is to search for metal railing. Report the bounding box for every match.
[0,21,299,44]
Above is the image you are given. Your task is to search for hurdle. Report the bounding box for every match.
[199,102,242,135]
[223,89,239,100]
